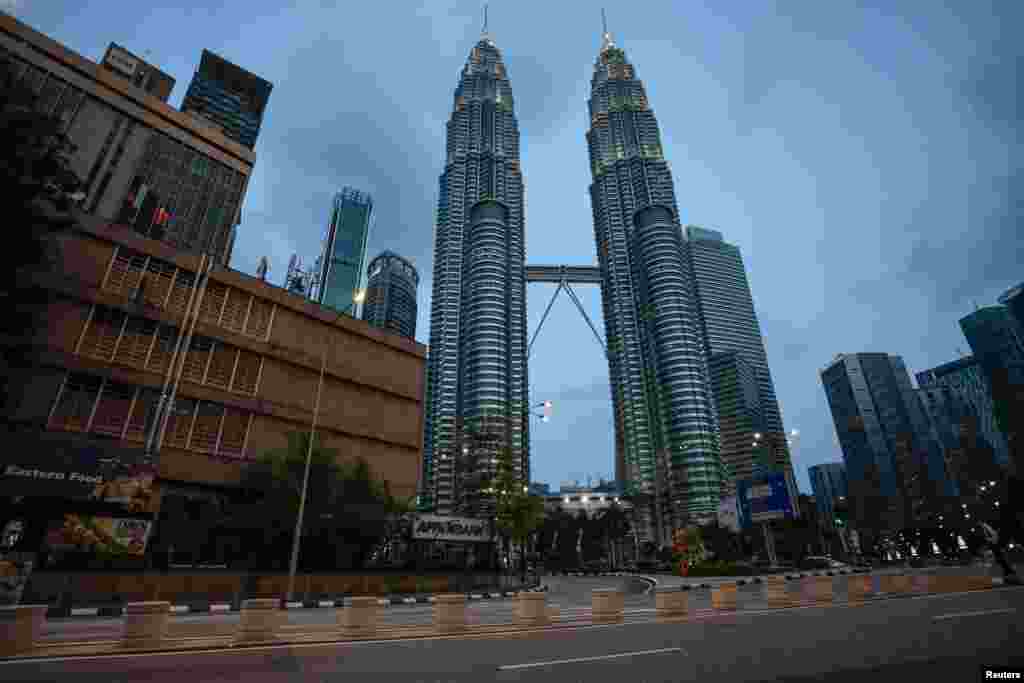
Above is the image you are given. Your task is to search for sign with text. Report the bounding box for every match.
[737,472,795,528]
[413,515,493,543]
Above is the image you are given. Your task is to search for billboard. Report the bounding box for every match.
[413,515,493,543]
[737,472,795,528]
[0,436,158,514]
[45,515,152,557]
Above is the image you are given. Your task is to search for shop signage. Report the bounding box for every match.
[45,515,152,557]
[103,46,138,78]
[0,435,157,514]
[413,515,492,543]
[737,472,795,528]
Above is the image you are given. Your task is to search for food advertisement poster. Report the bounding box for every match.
[46,515,152,557]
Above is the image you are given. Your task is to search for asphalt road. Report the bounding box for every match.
[5,582,1021,682]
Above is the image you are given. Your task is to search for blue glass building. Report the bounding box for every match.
[808,462,848,526]
[316,188,374,317]
[181,50,272,150]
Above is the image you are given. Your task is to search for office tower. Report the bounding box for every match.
[0,14,256,266]
[420,28,528,514]
[681,226,796,490]
[181,49,272,150]
[960,305,1024,474]
[100,44,175,102]
[707,351,765,488]
[999,282,1024,329]
[916,356,1010,469]
[586,25,722,539]
[821,353,946,535]
[362,250,419,339]
[315,188,374,317]
[808,462,848,527]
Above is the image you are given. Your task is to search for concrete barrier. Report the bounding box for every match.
[340,596,378,638]
[592,588,624,624]
[764,576,793,608]
[879,575,912,595]
[711,583,737,611]
[515,592,549,627]
[0,605,48,657]
[965,575,994,591]
[846,575,873,605]
[433,594,467,634]
[122,601,171,649]
[655,587,688,620]
[235,598,282,643]
[802,576,833,605]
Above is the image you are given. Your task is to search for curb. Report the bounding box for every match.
[47,586,548,619]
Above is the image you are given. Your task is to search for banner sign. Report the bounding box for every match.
[45,515,153,557]
[413,515,493,543]
[0,435,157,514]
[737,472,795,528]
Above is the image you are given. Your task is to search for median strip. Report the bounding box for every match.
[497,646,684,670]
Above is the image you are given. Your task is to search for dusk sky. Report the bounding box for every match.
[11,1,1021,493]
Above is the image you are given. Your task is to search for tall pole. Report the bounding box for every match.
[286,336,327,603]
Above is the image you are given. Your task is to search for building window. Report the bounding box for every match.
[79,306,127,361]
[231,351,261,395]
[182,336,214,385]
[90,381,136,438]
[163,398,196,449]
[123,388,159,443]
[190,402,224,453]
[49,374,102,432]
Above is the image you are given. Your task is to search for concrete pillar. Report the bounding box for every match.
[965,575,994,591]
[846,575,873,605]
[801,576,833,605]
[433,594,467,634]
[879,575,912,595]
[515,592,549,627]
[655,587,688,620]
[122,601,171,649]
[0,605,48,657]
[339,596,378,638]
[764,576,793,608]
[235,598,282,643]
[591,588,624,623]
[711,583,737,611]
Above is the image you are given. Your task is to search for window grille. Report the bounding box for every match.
[49,374,102,432]
[218,409,250,458]
[124,388,159,443]
[80,306,127,361]
[147,324,179,375]
[182,336,214,385]
[245,299,272,338]
[163,398,196,449]
[166,269,195,315]
[106,250,148,296]
[90,382,136,438]
[143,260,176,307]
[114,317,157,369]
[231,351,261,395]
[199,282,228,324]
[220,288,249,333]
[190,402,224,453]
[205,343,235,389]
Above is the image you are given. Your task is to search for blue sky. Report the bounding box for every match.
[12,1,1021,493]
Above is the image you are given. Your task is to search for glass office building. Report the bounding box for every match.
[181,50,272,150]
[316,188,374,317]
[808,462,848,526]
[362,250,419,339]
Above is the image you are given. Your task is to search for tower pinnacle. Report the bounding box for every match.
[481,3,494,45]
[600,8,616,51]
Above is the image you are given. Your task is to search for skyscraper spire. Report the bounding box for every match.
[600,8,616,51]
[481,3,494,44]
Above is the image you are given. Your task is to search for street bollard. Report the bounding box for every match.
[433,594,467,634]
[879,575,912,596]
[911,574,930,595]
[0,605,48,657]
[764,576,793,609]
[655,587,688,621]
[235,598,282,644]
[339,596,378,638]
[846,575,872,605]
[515,592,549,628]
[122,601,171,649]
[591,588,624,624]
[965,575,994,591]
[711,583,737,611]
[804,576,833,605]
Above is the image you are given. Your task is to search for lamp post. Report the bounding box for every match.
[285,298,356,603]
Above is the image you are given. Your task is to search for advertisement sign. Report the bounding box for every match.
[413,515,493,543]
[717,495,741,533]
[45,515,152,557]
[0,436,158,514]
[737,472,795,528]
[103,46,138,78]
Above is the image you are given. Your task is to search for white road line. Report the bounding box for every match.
[933,608,1016,621]
[497,647,684,671]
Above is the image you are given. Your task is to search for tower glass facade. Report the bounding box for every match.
[421,34,528,514]
[808,462,848,526]
[362,251,419,339]
[681,226,796,489]
[586,31,721,537]
[708,351,765,488]
[180,50,272,150]
[317,188,373,317]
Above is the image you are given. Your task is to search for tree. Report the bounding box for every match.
[597,503,631,569]
[0,56,84,411]
[496,492,545,582]
[223,431,394,570]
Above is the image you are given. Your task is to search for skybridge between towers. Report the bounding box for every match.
[525,264,606,359]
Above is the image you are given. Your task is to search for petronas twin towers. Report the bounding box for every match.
[421,25,724,541]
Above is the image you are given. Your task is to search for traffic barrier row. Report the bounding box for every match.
[0,574,1001,656]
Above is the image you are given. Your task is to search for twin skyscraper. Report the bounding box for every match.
[421,23,795,544]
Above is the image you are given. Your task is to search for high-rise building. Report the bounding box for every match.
[315,188,374,317]
[808,462,848,527]
[821,353,946,534]
[586,26,722,539]
[999,282,1024,329]
[362,250,419,339]
[0,14,257,266]
[916,356,1010,473]
[959,305,1024,474]
[420,29,528,515]
[682,226,796,491]
[707,351,765,488]
[180,49,272,150]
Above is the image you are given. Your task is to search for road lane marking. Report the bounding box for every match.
[932,608,1016,621]
[497,647,683,670]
